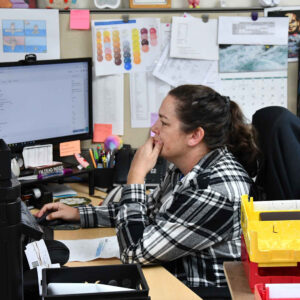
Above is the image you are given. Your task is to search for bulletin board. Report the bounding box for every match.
[58,9,298,149]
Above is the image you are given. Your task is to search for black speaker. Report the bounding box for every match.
[113,144,134,184]
[0,139,11,181]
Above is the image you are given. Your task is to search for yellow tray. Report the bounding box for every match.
[241,195,300,267]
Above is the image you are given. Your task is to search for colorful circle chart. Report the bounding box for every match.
[149,27,158,47]
[120,30,132,71]
[140,27,149,53]
[96,31,103,62]
[131,28,141,66]
[103,30,112,61]
[112,30,122,66]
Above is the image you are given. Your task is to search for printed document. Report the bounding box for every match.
[130,71,170,128]
[92,18,161,76]
[153,44,218,88]
[218,16,289,45]
[170,16,218,60]
[93,73,124,135]
[59,236,120,262]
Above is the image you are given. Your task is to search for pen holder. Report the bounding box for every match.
[93,168,114,189]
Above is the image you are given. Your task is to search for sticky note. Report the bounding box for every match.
[93,124,112,142]
[150,112,158,137]
[59,140,81,157]
[70,9,90,30]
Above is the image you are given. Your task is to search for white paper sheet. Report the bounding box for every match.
[266,283,300,298]
[218,16,289,45]
[0,9,60,61]
[253,200,300,211]
[153,44,217,87]
[130,71,170,128]
[170,16,218,60]
[93,72,124,135]
[22,144,53,168]
[220,71,287,122]
[47,283,133,296]
[92,18,161,76]
[59,236,120,262]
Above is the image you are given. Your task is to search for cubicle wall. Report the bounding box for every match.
[58,9,299,148]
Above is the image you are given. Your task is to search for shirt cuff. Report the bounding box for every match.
[78,205,95,228]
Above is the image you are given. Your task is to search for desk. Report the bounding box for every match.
[223,261,253,300]
[54,183,201,300]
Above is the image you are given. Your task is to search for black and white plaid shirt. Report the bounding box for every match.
[78,147,253,287]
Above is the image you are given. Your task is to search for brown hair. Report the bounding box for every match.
[168,85,259,177]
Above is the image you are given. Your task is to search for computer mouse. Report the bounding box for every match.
[36,211,64,227]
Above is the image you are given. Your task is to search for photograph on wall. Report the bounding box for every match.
[219,44,288,73]
[265,6,300,61]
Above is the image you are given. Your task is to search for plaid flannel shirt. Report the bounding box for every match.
[78,147,253,287]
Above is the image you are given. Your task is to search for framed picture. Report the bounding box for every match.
[129,0,171,9]
[265,6,300,62]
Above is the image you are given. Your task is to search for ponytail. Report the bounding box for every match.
[227,101,259,177]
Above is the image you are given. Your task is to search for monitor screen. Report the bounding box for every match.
[0,57,92,152]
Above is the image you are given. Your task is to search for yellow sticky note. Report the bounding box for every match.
[93,124,112,142]
[59,140,81,157]
[70,9,90,30]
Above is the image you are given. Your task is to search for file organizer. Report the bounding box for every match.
[42,264,150,300]
[241,195,300,291]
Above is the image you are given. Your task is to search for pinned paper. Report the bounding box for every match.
[59,140,81,157]
[23,144,53,168]
[150,112,158,137]
[70,9,90,30]
[93,124,112,142]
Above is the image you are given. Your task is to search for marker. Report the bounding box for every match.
[37,168,73,180]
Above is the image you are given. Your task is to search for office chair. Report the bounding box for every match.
[252,106,300,200]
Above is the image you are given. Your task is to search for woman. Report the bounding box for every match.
[37,85,259,299]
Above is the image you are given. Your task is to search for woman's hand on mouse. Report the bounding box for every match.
[35,202,80,222]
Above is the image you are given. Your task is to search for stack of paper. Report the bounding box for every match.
[45,183,77,199]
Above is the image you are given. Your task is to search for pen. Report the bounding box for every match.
[89,148,97,168]
[93,148,99,166]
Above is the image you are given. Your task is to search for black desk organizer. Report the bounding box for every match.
[19,167,95,209]
[42,264,150,300]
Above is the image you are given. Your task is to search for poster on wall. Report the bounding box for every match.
[265,6,300,61]
[92,18,161,76]
[0,9,60,62]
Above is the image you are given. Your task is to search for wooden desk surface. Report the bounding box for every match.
[223,261,254,300]
[54,183,201,300]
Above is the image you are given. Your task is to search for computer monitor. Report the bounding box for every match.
[0,57,93,152]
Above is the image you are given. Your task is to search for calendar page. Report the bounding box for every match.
[219,71,287,122]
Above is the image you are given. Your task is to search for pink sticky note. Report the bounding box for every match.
[150,112,159,137]
[93,124,112,142]
[59,140,81,157]
[70,9,90,30]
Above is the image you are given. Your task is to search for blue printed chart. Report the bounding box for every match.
[92,18,161,76]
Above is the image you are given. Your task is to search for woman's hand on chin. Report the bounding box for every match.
[127,137,163,184]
